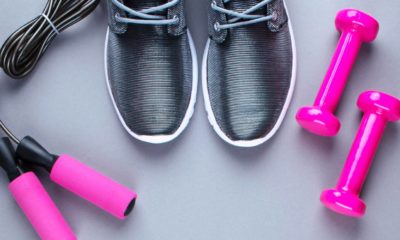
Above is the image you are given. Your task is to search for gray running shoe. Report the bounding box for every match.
[105,0,198,144]
[203,0,296,147]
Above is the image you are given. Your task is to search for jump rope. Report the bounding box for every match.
[0,1,137,239]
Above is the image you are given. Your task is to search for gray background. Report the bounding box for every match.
[0,0,399,239]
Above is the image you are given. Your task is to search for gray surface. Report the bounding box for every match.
[0,0,399,239]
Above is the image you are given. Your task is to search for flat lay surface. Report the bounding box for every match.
[0,0,400,239]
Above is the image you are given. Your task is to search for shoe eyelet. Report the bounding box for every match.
[214,22,221,32]
[172,15,180,24]
[272,11,278,21]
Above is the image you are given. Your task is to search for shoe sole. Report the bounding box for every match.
[104,28,199,144]
[201,0,297,148]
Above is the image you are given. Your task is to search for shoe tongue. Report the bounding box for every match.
[124,0,168,11]
[226,0,265,13]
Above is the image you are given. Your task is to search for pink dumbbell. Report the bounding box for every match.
[320,91,400,218]
[296,9,379,136]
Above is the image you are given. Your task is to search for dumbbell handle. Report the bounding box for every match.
[314,31,362,112]
[336,112,386,195]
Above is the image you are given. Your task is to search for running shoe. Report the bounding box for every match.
[105,0,198,144]
[203,0,296,147]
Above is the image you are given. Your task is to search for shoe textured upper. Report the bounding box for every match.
[206,0,294,142]
[106,0,194,137]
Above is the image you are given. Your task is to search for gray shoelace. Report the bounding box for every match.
[212,0,277,31]
[112,0,180,25]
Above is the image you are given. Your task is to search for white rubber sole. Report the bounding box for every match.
[201,1,297,148]
[104,28,198,144]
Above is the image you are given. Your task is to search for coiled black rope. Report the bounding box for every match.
[0,0,100,79]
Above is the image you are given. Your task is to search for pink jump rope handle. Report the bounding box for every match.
[9,172,76,240]
[50,155,137,219]
[296,9,379,136]
[320,91,400,218]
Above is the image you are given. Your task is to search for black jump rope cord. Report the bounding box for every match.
[0,0,100,80]
[0,0,100,138]
[0,120,19,144]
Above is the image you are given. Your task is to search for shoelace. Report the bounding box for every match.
[111,0,180,25]
[211,0,277,31]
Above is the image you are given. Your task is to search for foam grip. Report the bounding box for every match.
[9,172,76,240]
[50,155,137,219]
